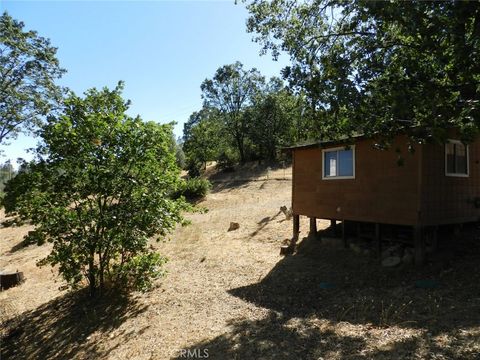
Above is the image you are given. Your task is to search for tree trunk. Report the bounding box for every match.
[88,269,96,297]
[236,135,245,164]
[99,256,104,295]
[88,252,96,297]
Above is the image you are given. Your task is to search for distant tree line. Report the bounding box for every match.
[182,61,317,175]
[0,161,15,194]
[184,0,480,175]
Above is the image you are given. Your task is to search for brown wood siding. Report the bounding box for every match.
[420,136,480,226]
[292,135,421,225]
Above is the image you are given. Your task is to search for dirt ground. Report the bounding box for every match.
[1,163,480,359]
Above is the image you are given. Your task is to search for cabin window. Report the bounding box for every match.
[322,146,355,179]
[445,140,468,177]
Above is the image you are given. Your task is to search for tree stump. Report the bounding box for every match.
[0,271,25,290]
[228,222,240,231]
[280,245,294,256]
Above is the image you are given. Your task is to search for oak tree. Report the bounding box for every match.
[201,62,265,163]
[0,12,65,145]
[246,0,480,144]
[12,83,187,296]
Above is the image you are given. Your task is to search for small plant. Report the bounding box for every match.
[174,178,211,201]
[113,252,168,292]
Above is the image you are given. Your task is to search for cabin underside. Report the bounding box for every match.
[290,215,447,265]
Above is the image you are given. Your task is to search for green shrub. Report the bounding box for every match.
[186,159,202,177]
[13,85,188,297]
[2,174,24,214]
[113,252,168,292]
[174,177,211,200]
[216,148,238,172]
[2,161,48,215]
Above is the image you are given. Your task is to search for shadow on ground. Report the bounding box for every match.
[7,236,37,253]
[250,210,283,238]
[1,289,148,360]
[177,225,480,359]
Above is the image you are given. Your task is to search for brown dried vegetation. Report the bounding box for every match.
[1,164,480,359]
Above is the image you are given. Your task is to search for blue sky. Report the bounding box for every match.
[0,0,288,165]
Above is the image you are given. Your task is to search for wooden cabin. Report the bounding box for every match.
[287,131,480,264]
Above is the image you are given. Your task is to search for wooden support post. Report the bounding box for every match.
[374,223,381,257]
[292,214,300,246]
[432,226,439,251]
[342,220,349,248]
[309,217,317,239]
[331,219,338,237]
[453,224,461,238]
[414,226,425,266]
[335,226,340,237]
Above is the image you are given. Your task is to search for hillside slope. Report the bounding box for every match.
[1,164,480,359]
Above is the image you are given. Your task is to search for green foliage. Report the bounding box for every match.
[201,62,265,163]
[2,161,46,214]
[247,77,307,160]
[183,107,225,173]
[168,133,186,169]
[216,148,239,172]
[184,68,311,169]
[10,82,188,296]
[175,142,186,169]
[174,177,211,201]
[185,159,202,178]
[0,12,65,145]
[246,0,480,143]
[114,252,168,292]
[0,161,15,195]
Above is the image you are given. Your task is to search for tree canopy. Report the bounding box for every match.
[201,61,265,163]
[183,107,226,173]
[0,160,15,194]
[183,63,312,173]
[0,12,65,145]
[247,77,306,160]
[246,0,480,144]
[10,83,187,296]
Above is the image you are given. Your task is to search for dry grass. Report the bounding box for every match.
[1,163,480,359]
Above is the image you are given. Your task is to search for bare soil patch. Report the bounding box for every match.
[1,164,480,359]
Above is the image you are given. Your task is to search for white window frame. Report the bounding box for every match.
[322,145,356,180]
[445,139,469,177]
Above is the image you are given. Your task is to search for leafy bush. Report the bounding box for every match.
[216,148,238,172]
[113,252,168,292]
[2,161,48,215]
[13,84,189,297]
[174,177,211,200]
[186,159,202,177]
[175,144,186,169]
